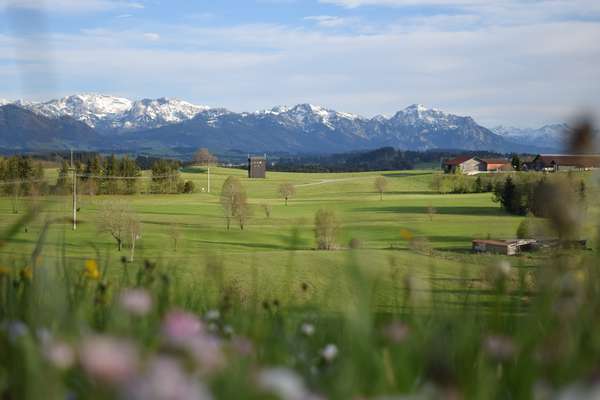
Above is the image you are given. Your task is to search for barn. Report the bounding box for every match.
[527,154,600,172]
[248,156,267,179]
[472,239,537,256]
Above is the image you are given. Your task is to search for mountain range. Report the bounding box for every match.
[0,94,566,155]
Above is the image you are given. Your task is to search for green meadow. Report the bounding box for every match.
[1,167,534,312]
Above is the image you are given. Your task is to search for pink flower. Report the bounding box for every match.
[483,335,516,362]
[125,356,213,400]
[162,310,204,343]
[119,289,153,316]
[185,335,225,375]
[79,336,139,385]
[320,344,338,363]
[383,321,410,343]
[44,340,75,370]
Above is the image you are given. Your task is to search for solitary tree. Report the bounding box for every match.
[278,182,296,206]
[168,223,182,252]
[126,215,142,262]
[194,148,217,165]
[374,176,388,200]
[314,209,339,250]
[220,177,249,230]
[426,204,437,222]
[261,203,272,219]
[98,201,138,252]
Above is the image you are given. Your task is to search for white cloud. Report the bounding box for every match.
[0,0,144,13]
[304,15,358,28]
[142,32,160,41]
[0,16,599,126]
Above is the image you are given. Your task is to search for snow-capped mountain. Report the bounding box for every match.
[1,96,561,153]
[17,94,209,134]
[0,99,10,107]
[492,124,568,151]
[125,103,545,154]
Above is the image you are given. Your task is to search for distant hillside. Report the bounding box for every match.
[0,105,101,151]
[0,94,560,154]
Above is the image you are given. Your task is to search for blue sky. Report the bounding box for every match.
[1,0,600,127]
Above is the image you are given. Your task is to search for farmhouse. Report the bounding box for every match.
[442,156,512,174]
[525,154,600,172]
[472,239,536,256]
[248,156,267,179]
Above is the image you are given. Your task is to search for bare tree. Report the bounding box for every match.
[220,177,249,230]
[426,204,437,221]
[235,197,252,230]
[278,182,296,206]
[126,215,141,262]
[168,223,182,252]
[374,176,388,200]
[261,203,272,219]
[194,148,217,166]
[98,201,137,252]
[314,209,339,250]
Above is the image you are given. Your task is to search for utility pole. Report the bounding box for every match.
[70,150,77,231]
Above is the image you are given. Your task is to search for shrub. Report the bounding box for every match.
[314,209,339,250]
[183,180,195,193]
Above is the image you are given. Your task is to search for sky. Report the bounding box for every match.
[0,0,599,128]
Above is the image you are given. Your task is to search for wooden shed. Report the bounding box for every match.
[248,156,266,179]
[472,239,536,256]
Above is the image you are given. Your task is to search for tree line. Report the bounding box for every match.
[493,173,587,217]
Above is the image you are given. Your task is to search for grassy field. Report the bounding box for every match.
[3,167,600,399]
[1,167,537,312]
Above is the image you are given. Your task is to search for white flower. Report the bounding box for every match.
[300,323,315,337]
[258,368,314,400]
[205,309,220,321]
[320,344,338,362]
[119,289,153,316]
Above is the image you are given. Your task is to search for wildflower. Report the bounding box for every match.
[44,340,75,370]
[162,310,204,344]
[119,289,152,316]
[185,335,225,375]
[320,344,339,363]
[205,309,220,321]
[400,229,413,241]
[3,321,28,342]
[300,323,315,337]
[230,336,254,356]
[484,260,512,289]
[383,321,410,344]
[223,325,234,336]
[258,368,314,400]
[483,335,516,362]
[20,266,33,281]
[404,274,431,305]
[79,335,139,385]
[125,356,213,400]
[84,259,100,281]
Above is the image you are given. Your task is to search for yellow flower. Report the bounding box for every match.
[400,229,414,241]
[84,259,100,281]
[20,267,33,281]
[0,267,11,277]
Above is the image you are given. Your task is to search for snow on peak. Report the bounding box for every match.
[19,94,210,132]
[0,99,11,106]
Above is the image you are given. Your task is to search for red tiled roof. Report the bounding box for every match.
[482,159,510,165]
[444,156,475,166]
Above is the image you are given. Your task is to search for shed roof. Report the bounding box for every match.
[444,156,477,166]
[536,154,600,168]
